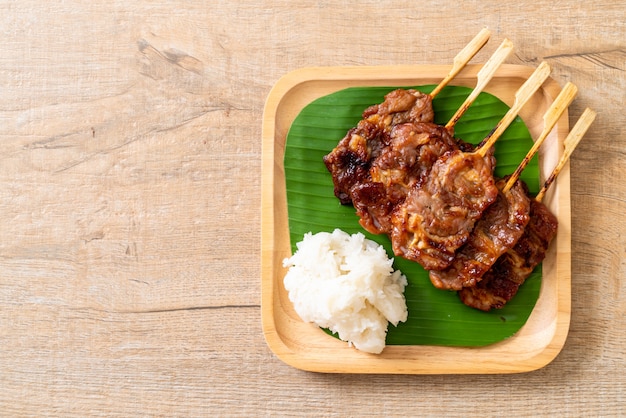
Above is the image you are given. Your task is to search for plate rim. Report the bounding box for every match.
[261,64,571,374]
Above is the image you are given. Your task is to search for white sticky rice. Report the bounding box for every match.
[282,229,408,354]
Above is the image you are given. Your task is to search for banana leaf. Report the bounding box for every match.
[283,85,541,347]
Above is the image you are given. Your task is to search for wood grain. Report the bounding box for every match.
[1,1,624,416]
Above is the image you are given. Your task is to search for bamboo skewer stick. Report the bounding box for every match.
[429,28,491,98]
[445,38,514,130]
[502,82,578,193]
[536,108,597,202]
[475,61,552,157]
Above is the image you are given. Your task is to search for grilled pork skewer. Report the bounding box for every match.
[428,82,578,290]
[324,30,494,233]
[459,108,596,311]
[323,29,491,206]
[357,40,518,235]
[390,63,551,271]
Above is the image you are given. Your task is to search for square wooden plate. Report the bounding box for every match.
[261,64,571,374]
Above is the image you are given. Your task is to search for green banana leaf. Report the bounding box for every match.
[283,85,541,347]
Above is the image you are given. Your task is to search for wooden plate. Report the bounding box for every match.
[261,64,571,374]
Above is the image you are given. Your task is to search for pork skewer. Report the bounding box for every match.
[428,82,578,290]
[325,30,495,234]
[459,108,596,310]
[390,62,551,270]
[357,39,519,234]
[323,29,492,206]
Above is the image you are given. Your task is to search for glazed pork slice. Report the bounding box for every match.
[458,199,558,311]
[428,178,531,290]
[323,89,434,205]
[351,121,460,235]
[390,148,499,271]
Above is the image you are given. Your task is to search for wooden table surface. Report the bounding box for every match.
[1,1,624,416]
